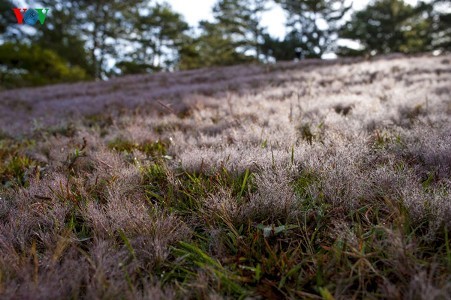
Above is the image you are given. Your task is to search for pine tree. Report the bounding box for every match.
[275,0,351,58]
[36,0,147,79]
[124,3,189,73]
[432,0,451,51]
[338,0,435,56]
[35,0,94,77]
[0,0,21,38]
[178,0,269,69]
[178,20,252,69]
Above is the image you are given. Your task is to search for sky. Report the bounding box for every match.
[164,0,423,39]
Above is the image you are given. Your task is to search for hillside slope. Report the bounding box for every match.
[1,54,448,134]
[0,54,450,299]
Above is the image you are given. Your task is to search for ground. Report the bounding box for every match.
[0,54,450,299]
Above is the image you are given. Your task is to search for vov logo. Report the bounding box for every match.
[13,8,50,25]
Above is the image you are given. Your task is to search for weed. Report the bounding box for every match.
[334,104,353,116]
[109,138,168,158]
[299,123,315,145]
[0,137,38,187]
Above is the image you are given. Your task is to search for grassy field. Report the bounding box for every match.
[0,54,450,299]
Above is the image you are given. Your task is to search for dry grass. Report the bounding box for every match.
[0,53,450,299]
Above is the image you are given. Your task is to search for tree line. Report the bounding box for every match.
[0,0,449,88]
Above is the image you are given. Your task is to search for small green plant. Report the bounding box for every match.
[0,137,37,187]
[372,130,391,149]
[142,164,255,216]
[293,169,320,200]
[0,155,35,187]
[300,124,315,145]
[67,212,92,243]
[108,138,169,158]
[165,241,247,296]
[66,138,88,174]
